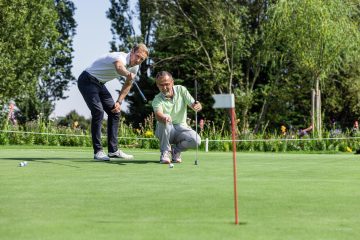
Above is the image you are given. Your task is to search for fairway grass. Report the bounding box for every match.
[1,146,360,240]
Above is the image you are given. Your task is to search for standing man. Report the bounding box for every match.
[78,44,149,161]
[152,71,202,164]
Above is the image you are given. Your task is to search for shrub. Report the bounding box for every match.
[2,113,360,153]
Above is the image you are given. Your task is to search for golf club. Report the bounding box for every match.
[133,77,147,103]
[117,76,147,103]
[194,80,199,165]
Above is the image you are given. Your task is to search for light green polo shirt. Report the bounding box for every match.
[152,85,195,125]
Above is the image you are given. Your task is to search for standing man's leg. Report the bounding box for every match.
[100,90,134,159]
[107,111,120,153]
[98,89,119,154]
[78,71,106,155]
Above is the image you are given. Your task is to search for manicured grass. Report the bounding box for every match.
[0,146,359,240]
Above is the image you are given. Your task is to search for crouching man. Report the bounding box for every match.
[152,71,202,164]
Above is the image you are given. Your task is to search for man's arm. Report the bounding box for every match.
[113,60,136,102]
[111,60,137,113]
[154,111,172,124]
[114,60,134,78]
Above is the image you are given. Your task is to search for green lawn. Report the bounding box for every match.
[0,146,359,240]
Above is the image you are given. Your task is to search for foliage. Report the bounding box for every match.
[107,0,155,128]
[265,0,359,79]
[106,0,360,133]
[0,0,59,105]
[0,0,77,122]
[151,0,249,126]
[262,0,360,135]
[36,0,77,116]
[1,111,360,153]
[57,110,90,130]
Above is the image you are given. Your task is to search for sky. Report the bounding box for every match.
[52,0,126,118]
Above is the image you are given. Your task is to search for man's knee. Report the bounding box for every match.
[91,108,104,121]
[108,111,120,120]
[195,135,201,146]
[185,134,201,149]
[192,135,201,147]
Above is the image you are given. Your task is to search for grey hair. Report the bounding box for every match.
[156,71,173,80]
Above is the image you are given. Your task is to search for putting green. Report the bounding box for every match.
[0,146,359,240]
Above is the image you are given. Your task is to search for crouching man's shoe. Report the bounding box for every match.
[172,148,182,163]
[160,151,171,164]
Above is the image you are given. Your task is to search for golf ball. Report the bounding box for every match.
[169,163,174,168]
[19,162,26,167]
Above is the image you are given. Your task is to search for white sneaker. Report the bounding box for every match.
[160,151,171,164]
[94,151,110,161]
[108,150,134,159]
[171,148,182,163]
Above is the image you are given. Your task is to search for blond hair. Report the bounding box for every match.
[133,43,149,57]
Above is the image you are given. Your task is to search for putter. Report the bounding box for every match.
[117,76,148,103]
[133,78,148,103]
[194,80,199,165]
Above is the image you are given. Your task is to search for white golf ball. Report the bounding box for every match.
[169,163,174,168]
[19,161,28,167]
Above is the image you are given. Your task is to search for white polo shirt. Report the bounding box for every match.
[85,52,139,83]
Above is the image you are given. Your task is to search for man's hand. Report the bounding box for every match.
[162,114,172,123]
[192,101,202,112]
[111,101,121,113]
[126,72,136,82]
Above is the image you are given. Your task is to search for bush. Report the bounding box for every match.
[1,113,360,153]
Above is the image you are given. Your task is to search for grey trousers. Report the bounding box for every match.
[155,122,201,153]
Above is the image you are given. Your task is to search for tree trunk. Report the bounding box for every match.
[254,99,268,134]
[315,77,322,138]
[311,89,315,138]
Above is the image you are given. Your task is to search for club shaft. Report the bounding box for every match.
[133,81,147,103]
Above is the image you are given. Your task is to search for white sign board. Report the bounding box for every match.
[212,94,235,109]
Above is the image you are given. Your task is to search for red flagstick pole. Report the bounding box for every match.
[230,107,239,224]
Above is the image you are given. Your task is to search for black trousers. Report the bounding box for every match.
[78,71,120,154]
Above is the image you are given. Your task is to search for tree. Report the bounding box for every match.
[106,0,360,133]
[0,0,77,122]
[0,0,59,106]
[107,0,155,127]
[151,0,250,128]
[58,110,90,130]
[37,0,77,117]
[263,0,360,137]
[107,0,134,51]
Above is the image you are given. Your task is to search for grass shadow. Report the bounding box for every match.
[1,157,75,161]
[104,159,159,165]
[1,157,160,167]
[1,157,81,168]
